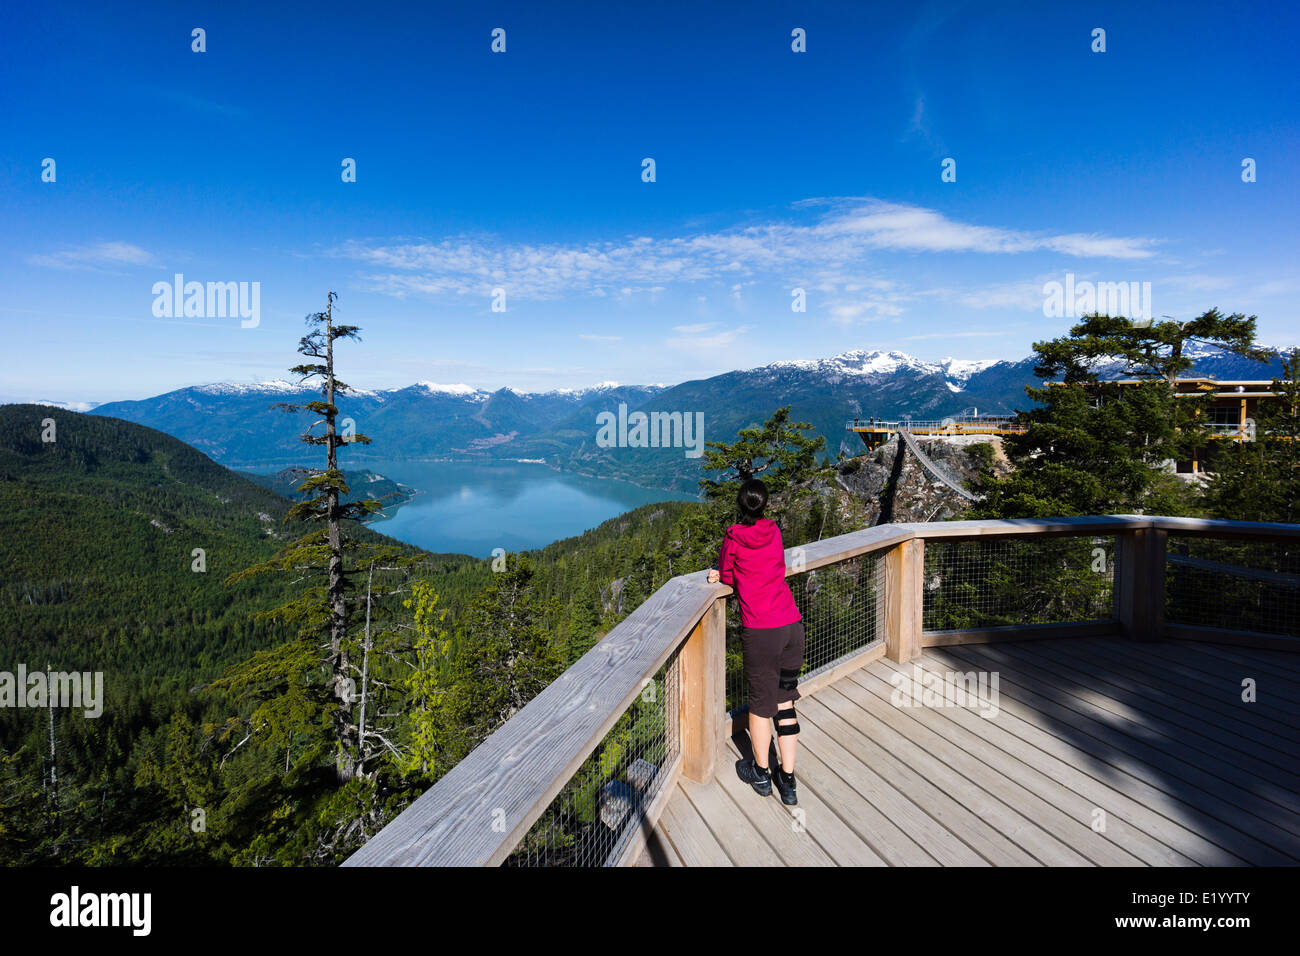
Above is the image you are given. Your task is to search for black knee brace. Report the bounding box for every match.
[778,668,799,693]
[775,705,800,736]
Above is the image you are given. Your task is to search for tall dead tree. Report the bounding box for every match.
[282,292,375,782]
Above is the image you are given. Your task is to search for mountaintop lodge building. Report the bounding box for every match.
[1084,377,1280,473]
[848,378,1283,475]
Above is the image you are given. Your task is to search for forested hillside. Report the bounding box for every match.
[0,405,297,682]
[0,405,489,863]
[0,399,885,864]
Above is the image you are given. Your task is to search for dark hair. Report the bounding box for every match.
[736,478,768,525]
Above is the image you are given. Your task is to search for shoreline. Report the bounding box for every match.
[232,455,702,501]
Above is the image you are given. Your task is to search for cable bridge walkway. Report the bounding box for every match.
[895,427,983,502]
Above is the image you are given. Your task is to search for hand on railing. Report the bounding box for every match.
[706,569,720,584]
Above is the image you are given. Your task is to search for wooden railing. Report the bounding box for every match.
[343,515,1299,867]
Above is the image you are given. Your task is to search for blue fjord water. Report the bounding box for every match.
[256,459,696,558]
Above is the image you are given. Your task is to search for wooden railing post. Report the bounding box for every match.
[1117,528,1167,641]
[679,595,725,783]
[885,537,924,663]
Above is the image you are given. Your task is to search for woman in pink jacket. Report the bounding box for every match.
[707,478,803,805]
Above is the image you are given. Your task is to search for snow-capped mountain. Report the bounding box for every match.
[28,399,102,412]
[85,344,1287,492]
[766,349,1002,393]
[187,378,639,402]
[413,382,486,399]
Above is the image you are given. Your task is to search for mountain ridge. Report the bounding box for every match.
[77,344,1290,493]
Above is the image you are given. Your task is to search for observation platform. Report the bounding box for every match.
[641,637,1300,866]
[344,515,1300,869]
[847,416,1027,450]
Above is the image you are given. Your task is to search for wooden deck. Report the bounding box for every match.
[639,637,1300,866]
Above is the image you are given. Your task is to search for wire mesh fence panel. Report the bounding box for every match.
[504,645,680,867]
[726,553,885,714]
[922,535,1119,632]
[1165,535,1299,639]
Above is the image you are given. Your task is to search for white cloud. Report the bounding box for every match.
[955,277,1053,311]
[333,199,1163,303]
[27,242,158,272]
[828,300,907,325]
[1251,278,1300,296]
[905,330,1014,340]
[814,203,1158,259]
[667,324,749,350]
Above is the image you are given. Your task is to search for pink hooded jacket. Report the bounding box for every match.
[717,518,802,629]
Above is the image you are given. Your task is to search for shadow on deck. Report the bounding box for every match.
[640,637,1300,866]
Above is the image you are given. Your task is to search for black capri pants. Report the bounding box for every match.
[741,619,805,719]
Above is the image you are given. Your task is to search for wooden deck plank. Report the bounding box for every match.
[633,826,683,867]
[1086,634,1300,723]
[1023,640,1300,780]
[786,743,941,866]
[882,652,1270,865]
[656,692,925,865]
[833,665,1141,866]
[1055,640,1300,765]
[651,640,1300,867]
[997,642,1300,807]
[813,684,1077,865]
[798,695,1029,865]
[656,787,733,867]
[932,644,1300,862]
[1090,639,1300,731]
[935,642,1300,829]
[717,736,886,865]
[711,740,839,866]
[1164,641,1300,680]
[678,774,784,867]
[865,658,1207,865]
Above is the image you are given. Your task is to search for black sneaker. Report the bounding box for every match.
[773,767,797,806]
[736,758,772,796]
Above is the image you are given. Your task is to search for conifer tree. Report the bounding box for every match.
[698,406,830,499]
[223,293,383,782]
[1202,347,1300,523]
[1032,308,1268,385]
[442,556,563,753]
[975,308,1265,517]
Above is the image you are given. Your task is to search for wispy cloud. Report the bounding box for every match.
[667,323,749,350]
[27,241,158,272]
[333,198,1163,303]
[152,88,249,118]
[828,299,907,324]
[903,93,946,154]
[813,202,1158,258]
[905,330,1014,340]
[578,333,622,342]
[952,276,1054,312]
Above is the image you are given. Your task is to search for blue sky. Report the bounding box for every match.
[3,0,1297,404]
